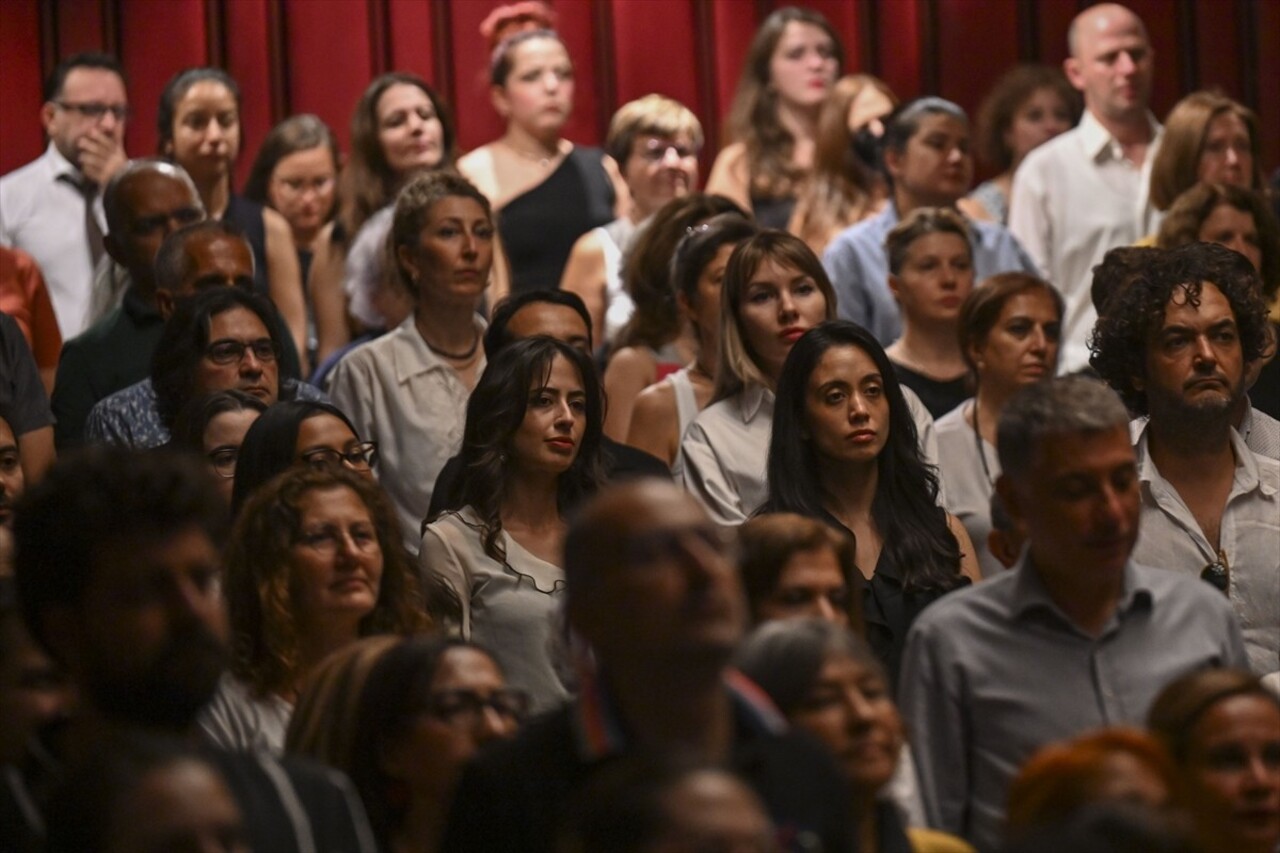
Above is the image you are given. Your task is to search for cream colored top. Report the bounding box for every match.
[328,314,485,552]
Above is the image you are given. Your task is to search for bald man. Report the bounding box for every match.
[1008,3,1162,371]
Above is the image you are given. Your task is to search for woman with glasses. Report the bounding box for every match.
[200,466,430,754]
[288,636,526,853]
[230,399,376,516]
[421,336,604,713]
[169,389,267,507]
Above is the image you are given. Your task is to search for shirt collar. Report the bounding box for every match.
[44,141,85,183]
[390,313,487,384]
[1077,109,1161,164]
[736,383,774,423]
[1011,553,1153,627]
[572,666,787,762]
[1135,417,1274,500]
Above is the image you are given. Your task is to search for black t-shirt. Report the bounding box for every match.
[0,312,52,435]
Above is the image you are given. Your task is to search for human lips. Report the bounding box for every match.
[846,429,878,444]
[779,326,807,343]
[545,436,576,452]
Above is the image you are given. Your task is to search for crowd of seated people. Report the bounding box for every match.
[1,1,1278,851]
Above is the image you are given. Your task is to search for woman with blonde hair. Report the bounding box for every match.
[790,74,896,254]
[1149,91,1263,214]
[706,6,842,229]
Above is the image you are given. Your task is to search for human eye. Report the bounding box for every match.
[824,387,848,405]
[350,524,378,547]
[747,287,774,305]
[1213,327,1238,343]
[206,340,241,363]
[1111,465,1138,494]
[1007,319,1032,337]
[189,565,222,595]
[1204,745,1248,771]
[474,222,496,240]
[569,396,588,414]
[1163,332,1191,353]
[0,450,20,472]
[219,112,239,129]
[556,65,574,82]
[799,688,843,712]
[416,106,437,121]
[863,382,883,397]
[793,279,818,296]
[529,390,554,407]
[436,225,460,238]
[183,113,208,130]
[381,110,406,129]
[300,527,338,548]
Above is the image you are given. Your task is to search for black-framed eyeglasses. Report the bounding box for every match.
[55,101,129,121]
[206,447,239,478]
[423,688,530,724]
[205,338,278,366]
[130,207,204,236]
[1200,550,1230,593]
[300,441,379,472]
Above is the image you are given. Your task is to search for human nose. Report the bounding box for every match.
[813,594,838,622]
[1192,333,1218,367]
[660,145,683,168]
[1028,326,1049,355]
[1115,51,1137,75]
[475,704,513,741]
[460,229,478,258]
[239,348,264,375]
[777,289,798,319]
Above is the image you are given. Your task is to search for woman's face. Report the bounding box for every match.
[738,257,829,381]
[790,649,903,794]
[757,546,850,626]
[890,231,973,328]
[847,85,895,138]
[376,83,445,178]
[1181,694,1280,853]
[804,344,890,467]
[1198,111,1253,189]
[168,80,240,185]
[294,413,375,479]
[510,354,588,477]
[289,486,383,631]
[399,196,494,305]
[1005,86,1074,166]
[621,133,699,219]
[971,288,1061,392]
[1198,203,1262,274]
[202,408,260,505]
[683,242,738,351]
[383,647,522,801]
[768,21,839,111]
[268,145,337,236]
[495,37,574,137]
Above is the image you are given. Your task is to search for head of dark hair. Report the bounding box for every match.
[43,52,126,103]
[1155,183,1280,300]
[446,338,605,561]
[242,114,341,208]
[1089,242,1270,415]
[484,289,593,357]
[389,170,494,296]
[169,389,267,454]
[13,448,227,660]
[156,68,242,156]
[737,512,862,629]
[761,320,963,592]
[1147,668,1280,765]
[973,64,1080,172]
[883,97,968,157]
[1090,246,1162,318]
[230,400,362,516]
[150,287,282,431]
[670,213,759,324]
[959,272,1064,376]
[153,219,250,293]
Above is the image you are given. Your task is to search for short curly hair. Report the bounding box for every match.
[1155,183,1280,301]
[974,64,1080,172]
[225,467,430,697]
[1089,242,1270,415]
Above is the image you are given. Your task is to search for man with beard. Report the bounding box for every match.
[11,447,375,852]
[1090,242,1279,676]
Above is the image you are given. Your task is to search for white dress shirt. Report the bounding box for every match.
[328,315,485,552]
[1131,420,1280,676]
[1008,111,1163,371]
[0,143,108,339]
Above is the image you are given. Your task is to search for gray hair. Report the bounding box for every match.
[153,220,253,293]
[733,619,883,716]
[997,376,1130,481]
[103,159,202,235]
[883,96,968,156]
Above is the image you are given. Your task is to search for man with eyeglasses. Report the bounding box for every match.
[51,160,206,449]
[443,479,853,853]
[899,376,1247,851]
[1090,242,1279,677]
[1,53,130,340]
[84,287,326,449]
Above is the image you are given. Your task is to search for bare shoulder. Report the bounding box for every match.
[457,146,500,201]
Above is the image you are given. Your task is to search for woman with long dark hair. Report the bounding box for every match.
[760,320,977,681]
[420,336,604,711]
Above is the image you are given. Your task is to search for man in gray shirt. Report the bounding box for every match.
[899,376,1246,851]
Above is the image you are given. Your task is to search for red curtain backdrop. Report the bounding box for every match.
[2,0,1277,183]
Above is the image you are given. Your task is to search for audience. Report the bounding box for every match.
[421,337,603,712]
[707,7,841,228]
[560,95,703,345]
[899,376,1246,850]
[738,512,860,628]
[936,272,1063,576]
[204,466,428,753]
[0,313,54,483]
[168,389,266,508]
[0,247,60,394]
[823,97,1038,347]
[1149,91,1263,215]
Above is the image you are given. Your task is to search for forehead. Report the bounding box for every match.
[433,646,503,689]
[207,305,268,339]
[908,112,967,141]
[57,67,127,102]
[121,171,197,212]
[89,526,219,586]
[507,302,589,341]
[810,344,881,385]
[904,230,970,257]
[1027,425,1133,481]
[1159,281,1234,328]
[1076,8,1149,57]
[509,36,570,70]
[174,79,237,110]
[604,487,710,541]
[377,83,432,116]
[0,417,16,445]
[296,484,368,519]
[775,20,833,50]
[186,235,253,274]
[426,195,488,223]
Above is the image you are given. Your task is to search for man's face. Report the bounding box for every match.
[193,306,279,404]
[1065,5,1153,124]
[46,527,227,729]
[107,171,204,286]
[0,418,24,529]
[180,234,255,296]
[998,425,1140,581]
[41,67,128,169]
[570,483,747,670]
[505,302,593,354]
[1140,282,1245,426]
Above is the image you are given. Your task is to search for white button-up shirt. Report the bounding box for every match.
[0,143,108,339]
[1131,420,1280,676]
[1008,111,1163,371]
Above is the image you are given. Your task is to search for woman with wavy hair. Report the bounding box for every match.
[199,466,430,754]
[421,336,604,712]
[1149,91,1263,215]
[759,320,977,682]
[706,7,842,228]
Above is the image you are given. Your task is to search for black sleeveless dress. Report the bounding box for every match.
[498,147,615,295]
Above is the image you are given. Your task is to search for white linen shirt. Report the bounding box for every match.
[1131,420,1280,676]
[935,401,1003,578]
[1008,111,1163,371]
[0,143,108,339]
[328,314,485,552]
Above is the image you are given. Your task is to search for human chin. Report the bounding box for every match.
[87,623,227,729]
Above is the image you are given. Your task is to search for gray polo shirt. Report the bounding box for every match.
[899,557,1246,851]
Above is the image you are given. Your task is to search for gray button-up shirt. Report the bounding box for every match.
[899,558,1247,851]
